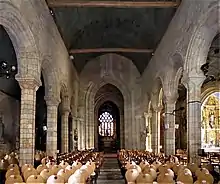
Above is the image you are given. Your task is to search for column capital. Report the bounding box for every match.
[16,77,41,91]
[182,72,205,89]
[135,114,144,119]
[144,112,152,118]
[187,76,205,89]
[44,96,61,106]
[61,108,71,116]
[72,116,77,121]
[152,105,163,112]
[77,117,84,122]
[164,93,178,104]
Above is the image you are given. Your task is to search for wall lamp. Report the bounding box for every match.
[0,60,17,78]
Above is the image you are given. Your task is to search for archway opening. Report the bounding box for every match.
[97,101,120,152]
[0,25,20,153]
[201,92,220,149]
[94,83,124,152]
[200,33,220,150]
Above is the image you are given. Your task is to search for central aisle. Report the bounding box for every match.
[97,154,124,184]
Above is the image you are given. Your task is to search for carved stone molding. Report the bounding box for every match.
[44,96,61,106]
[15,77,41,91]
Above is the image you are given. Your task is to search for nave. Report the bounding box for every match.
[0,0,220,183]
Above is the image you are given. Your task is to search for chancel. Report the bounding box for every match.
[0,0,219,183]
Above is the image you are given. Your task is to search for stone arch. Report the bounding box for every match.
[171,52,184,70]
[158,88,164,106]
[201,82,220,103]
[0,1,40,78]
[184,3,220,73]
[85,79,131,149]
[151,76,163,107]
[41,57,60,100]
[163,67,183,101]
[94,84,124,150]
[87,76,131,104]
[60,82,69,98]
[148,101,152,113]
[79,53,139,149]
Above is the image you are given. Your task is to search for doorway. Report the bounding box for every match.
[98,101,120,152]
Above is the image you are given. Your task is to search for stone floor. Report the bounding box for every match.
[97,154,125,184]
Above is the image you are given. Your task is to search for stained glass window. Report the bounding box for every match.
[98,112,114,136]
[201,92,220,148]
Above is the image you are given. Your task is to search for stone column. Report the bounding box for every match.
[136,115,146,150]
[88,122,94,149]
[81,118,86,150]
[77,118,81,150]
[72,116,77,150]
[16,78,40,166]
[61,110,69,153]
[164,101,176,156]
[77,118,85,150]
[144,112,152,151]
[45,97,60,157]
[186,75,205,164]
[151,106,162,153]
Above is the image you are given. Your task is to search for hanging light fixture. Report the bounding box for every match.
[0,60,17,78]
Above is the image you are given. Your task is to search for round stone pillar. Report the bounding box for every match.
[61,110,70,153]
[186,75,205,164]
[151,106,162,153]
[16,77,41,166]
[135,114,146,150]
[45,97,60,157]
[164,101,176,156]
[144,112,152,151]
[72,116,77,150]
[77,117,85,150]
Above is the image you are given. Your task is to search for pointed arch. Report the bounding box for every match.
[184,3,219,73]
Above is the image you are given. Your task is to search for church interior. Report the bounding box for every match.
[0,0,219,183]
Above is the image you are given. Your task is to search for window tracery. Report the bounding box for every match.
[98,111,114,136]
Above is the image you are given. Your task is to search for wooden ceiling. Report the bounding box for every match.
[47,0,180,73]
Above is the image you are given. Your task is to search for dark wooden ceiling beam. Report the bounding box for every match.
[69,48,154,54]
[48,0,180,8]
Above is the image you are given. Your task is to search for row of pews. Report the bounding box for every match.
[117,149,220,184]
[0,150,104,183]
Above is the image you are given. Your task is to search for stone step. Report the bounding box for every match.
[97,180,125,184]
[98,175,124,180]
[100,168,121,172]
[97,154,124,183]
[99,172,123,177]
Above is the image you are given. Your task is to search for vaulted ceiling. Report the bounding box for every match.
[48,1,178,73]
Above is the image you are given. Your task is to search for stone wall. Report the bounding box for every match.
[141,0,219,102]
[78,54,143,149]
[0,91,20,151]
